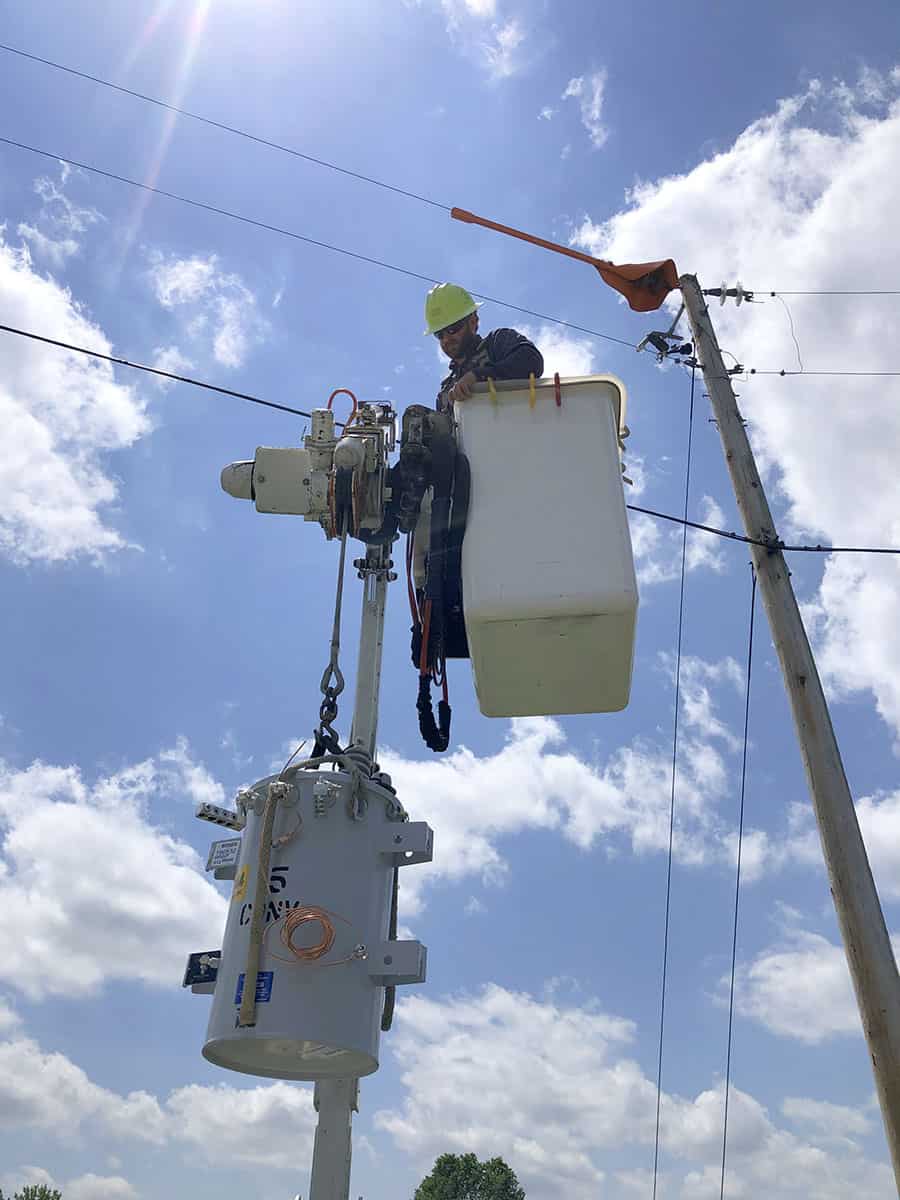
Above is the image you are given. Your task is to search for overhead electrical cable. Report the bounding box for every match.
[748,368,900,377]
[625,503,900,556]
[719,567,757,1200]
[0,135,638,351]
[761,290,900,297]
[6,46,900,305]
[651,364,696,1200]
[6,142,900,366]
[4,320,900,556]
[0,41,452,212]
[0,322,313,418]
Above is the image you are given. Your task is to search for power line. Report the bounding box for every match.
[763,290,900,296]
[719,565,756,1200]
[749,369,900,378]
[8,44,900,310]
[3,319,900,554]
[0,135,638,352]
[627,503,900,556]
[0,322,313,418]
[0,41,452,212]
[652,364,696,1200]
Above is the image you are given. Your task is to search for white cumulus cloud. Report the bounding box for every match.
[520,322,596,377]
[165,1081,316,1168]
[379,656,762,915]
[563,70,609,148]
[781,1095,872,1144]
[0,1024,314,1170]
[375,984,895,1199]
[725,927,900,1044]
[569,70,900,741]
[148,252,269,370]
[482,18,526,80]
[0,233,150,564]
[1,1165,139,1200]
[856,787,900,899]
[431,0,527,79]
[0,1035,167,1143]
[65,1174,138,1200]
[0,741,227,998]
[17,169,103,266]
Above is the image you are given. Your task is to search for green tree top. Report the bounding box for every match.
[415,1152,525,1199]
[0,1187,63,1200]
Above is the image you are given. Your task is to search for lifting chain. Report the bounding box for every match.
[313,523,348,759]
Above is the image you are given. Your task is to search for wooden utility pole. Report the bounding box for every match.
[680,274,900,1187]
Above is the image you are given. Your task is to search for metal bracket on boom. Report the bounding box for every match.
[378,822,434,866]
[367,940,427,985]
[195,802,246,831]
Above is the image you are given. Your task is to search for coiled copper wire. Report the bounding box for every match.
[279,905,336,962]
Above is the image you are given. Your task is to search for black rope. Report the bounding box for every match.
[719,566,757,1199]
[0,136,637,351]
[0,322,312,418]
[626,503,900,556]
[652,363,696,1199]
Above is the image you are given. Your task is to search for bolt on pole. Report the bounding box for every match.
[680,274,900,1187]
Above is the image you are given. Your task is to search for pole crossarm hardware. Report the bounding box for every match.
[680,274,900,1189]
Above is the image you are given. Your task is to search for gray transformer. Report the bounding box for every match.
[203,769,432,1081]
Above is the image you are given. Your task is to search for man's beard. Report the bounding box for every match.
[455,329,480,360]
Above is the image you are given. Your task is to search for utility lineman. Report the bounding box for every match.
[424,282,544,411]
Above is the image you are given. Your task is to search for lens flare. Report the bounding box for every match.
[116,0,214,271]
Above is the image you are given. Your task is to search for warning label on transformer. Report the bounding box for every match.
[234,971,274,1005]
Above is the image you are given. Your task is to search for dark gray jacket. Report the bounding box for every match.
[436,328,544,411]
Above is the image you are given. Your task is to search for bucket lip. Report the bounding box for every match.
[463,372,628,437]
[202,1036,378,1080]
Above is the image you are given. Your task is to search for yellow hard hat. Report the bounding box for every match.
[423,283,482,335]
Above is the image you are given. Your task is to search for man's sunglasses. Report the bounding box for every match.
[434,316,471,339]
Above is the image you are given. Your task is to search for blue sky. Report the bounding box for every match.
[0,2,899,1198]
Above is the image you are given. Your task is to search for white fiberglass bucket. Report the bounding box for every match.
[455,374,638,717]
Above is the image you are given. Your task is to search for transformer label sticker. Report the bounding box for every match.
[234,971,273,1004]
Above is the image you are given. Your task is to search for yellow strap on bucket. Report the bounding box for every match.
[528,373,536,409]
[488,377,498,408]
